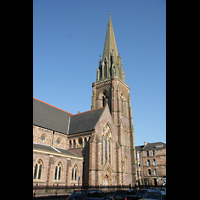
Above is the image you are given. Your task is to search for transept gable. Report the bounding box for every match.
[94,104,118,142]
[69,107,105,135]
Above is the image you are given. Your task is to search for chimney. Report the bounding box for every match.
[144,141,148,146]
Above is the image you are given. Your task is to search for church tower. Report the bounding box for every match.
[91,14,136,184]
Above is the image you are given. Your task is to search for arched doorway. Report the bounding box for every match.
[104,175,108,186]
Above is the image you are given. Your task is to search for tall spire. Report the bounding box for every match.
[103,13,118,62]
[97,14,125,83]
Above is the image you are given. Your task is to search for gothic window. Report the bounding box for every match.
[54,162,62,181]
[101,123,112,166]
[105,134,107,160]
[78,137,82,145]
[101,136,104,165]
[71,164,78,182]
[103,91,109,107]
[109,139,111,164]
[33,159,43,180]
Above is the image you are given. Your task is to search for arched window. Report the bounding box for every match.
[101,136,104,165]
[78,137,82,145]
[102,123,112,166]
[105,134,107,160]
[103,93,109,107]
[109,138,111,164]
[54,162,62,181]
[72,164,78,181]
[33,159,43,180]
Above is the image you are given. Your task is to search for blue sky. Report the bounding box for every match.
[33,0,166,146]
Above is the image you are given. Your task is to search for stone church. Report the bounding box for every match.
[33,14,136,187]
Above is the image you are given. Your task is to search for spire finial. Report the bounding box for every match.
[109,10,111,15]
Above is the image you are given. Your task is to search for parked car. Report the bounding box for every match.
[140,189,163,200]
[137,189,148,199]
[66,189,112,200]
[159,188,166,196]
[112,190,140,200]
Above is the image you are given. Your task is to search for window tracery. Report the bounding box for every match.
[101,123,112,166]
[54,162,62,181]
[33,159,44,180]
[71,164,78,182]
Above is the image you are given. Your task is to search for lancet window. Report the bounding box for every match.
[71,164,78,182]
[33,159,44,180]
[54,162,62,181]
[101,123,112,166]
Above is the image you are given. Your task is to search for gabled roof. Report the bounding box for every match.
[33,97,105,136]
[135,142,166,151]
[135,145,144,152]
[33,97,72,134]
[69,107,105,135]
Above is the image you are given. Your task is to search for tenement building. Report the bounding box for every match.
[135,142,166,186]
[33,14,136,187]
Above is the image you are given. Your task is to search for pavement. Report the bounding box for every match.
[34,192,115,200]
[34,194,70,200]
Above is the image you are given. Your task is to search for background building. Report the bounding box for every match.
[135,142,166,186]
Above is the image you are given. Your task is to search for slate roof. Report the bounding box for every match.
[69,107,105,135]
[33,143,82,158]
[135,142,166,151]
[33,97,105,135]
[33,98,72,134]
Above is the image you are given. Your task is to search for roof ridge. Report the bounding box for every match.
[73,107,105,116]
[33,97,74,115]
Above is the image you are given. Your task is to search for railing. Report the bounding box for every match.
[33,184,166,198]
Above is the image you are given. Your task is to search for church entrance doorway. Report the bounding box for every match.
[104,175,108,186]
